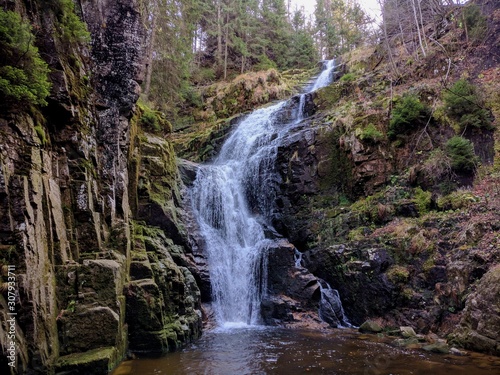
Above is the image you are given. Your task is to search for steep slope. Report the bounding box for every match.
[273,0,500,355]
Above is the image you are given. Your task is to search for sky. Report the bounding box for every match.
[290,0,382,22]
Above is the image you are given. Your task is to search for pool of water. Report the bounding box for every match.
[111,327,500,375]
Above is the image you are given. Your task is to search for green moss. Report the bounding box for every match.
[56,347,116,369]
[137,101,172,134]
[413,187,432,214]
[386,265,409,284]
[422,257,435,273]
[358,123,384,143]
[437,189,480,210]
[340,72,357,83]
[34,125,48,145]
[347,227,368,241]
[314,82,351,109]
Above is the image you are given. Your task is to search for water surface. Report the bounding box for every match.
[111,327,500,375]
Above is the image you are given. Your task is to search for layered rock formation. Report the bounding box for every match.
[0,1,201,374]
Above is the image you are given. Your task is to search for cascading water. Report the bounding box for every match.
[191,60,341,327]
[318,280,352,328]
[310,60,336,91]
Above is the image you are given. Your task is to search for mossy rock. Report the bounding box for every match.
[55,347,117,375]
[359,320,383,333]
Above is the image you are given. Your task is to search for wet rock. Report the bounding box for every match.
[400,326,417,338]
[318,287,346,327]
[125,226,202,353]
[260,239,323,325]
[450,347,467,356]
[359,321,383,333]
[303,243,395,325]
[261,296,295,324]
[178,158,199,186]
[55,347,119,375]
[394,337,420,349]
[423,341,450,354]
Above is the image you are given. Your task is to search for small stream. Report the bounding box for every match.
[111,327,500,375]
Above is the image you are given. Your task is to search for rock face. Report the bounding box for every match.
[260,239,321,326]
[303,243,395,325]
[451,265,500,355]
[0,1,201,374]
[269,65,499,356]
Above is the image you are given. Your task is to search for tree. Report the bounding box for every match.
[260,0,291,69]
[142,0,203,110]
[288,9,317,68]
[315,0,371,58]
[0,9,51,107]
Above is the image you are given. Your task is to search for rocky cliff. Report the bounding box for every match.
[0,1,201,374]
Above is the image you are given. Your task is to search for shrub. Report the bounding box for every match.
[445,136,478,172]
[0,9,51,107]
[340,72,356,83]
[359,123,384,143]
[254,54,277,71]
[387,265,409,284]
[388,94,429,139]
[443,79,491,131]
[437,189,480,210]
[414,187,432,214]
[421,148,452,183]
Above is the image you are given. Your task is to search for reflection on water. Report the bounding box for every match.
[111,328,500,375]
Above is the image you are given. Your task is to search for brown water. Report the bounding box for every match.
[111,327,500,375]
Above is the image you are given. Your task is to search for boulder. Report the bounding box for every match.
[260,239,323,325]
[303,243,395,325]
[359,320,383,333]
[400,326,417,338]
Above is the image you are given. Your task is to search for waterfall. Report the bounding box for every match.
[191,60,339,327]
[310,60,337,91]
[318,280,352,328]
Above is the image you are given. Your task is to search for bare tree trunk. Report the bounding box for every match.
[217,0,223,69]
[224,13,229,80]
[379,0,400,76]
[411,0,427,57]
[398,12,411,55]
[417,0,428,49]
[143,13,157,98]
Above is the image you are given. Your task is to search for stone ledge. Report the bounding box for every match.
[55,347,117,375]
